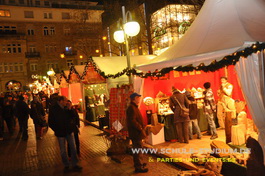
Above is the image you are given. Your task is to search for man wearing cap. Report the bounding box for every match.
[126,92,148,173]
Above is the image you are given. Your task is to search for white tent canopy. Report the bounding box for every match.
[138,0,265,71]
[93,55,156,88]
[62,55,156,88]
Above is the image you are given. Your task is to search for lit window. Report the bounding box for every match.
[0,10,11,17]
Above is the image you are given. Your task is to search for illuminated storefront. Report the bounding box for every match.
[151,4,198,55]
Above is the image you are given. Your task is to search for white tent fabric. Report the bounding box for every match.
[62,55,156,89]
[235,52,265,165]
[93,55,156,74]
[138,0,265,71]
[92,55,156,89]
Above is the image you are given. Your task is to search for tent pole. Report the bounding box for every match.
[225,66,228,78]
[259,50,265,108]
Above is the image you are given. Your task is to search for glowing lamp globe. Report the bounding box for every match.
[124,21,140,37]
[113,30,125,43]
[47,70,55,76]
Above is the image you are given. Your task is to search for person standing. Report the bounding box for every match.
[220,76,233,97]
[15,96,30,140]
[3,95,15,136]
[126,93,148,173]
[203,82,218,140]
[186,92,201,140]
[30,96,46,139]
[66,100,81,158]
[0,93,4,140]
[48,96,82,173]
[169,87,190,143]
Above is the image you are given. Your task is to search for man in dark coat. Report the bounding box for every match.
[126,93,148,173]
[48,96,82,173]
[169,87,190,143]
[0,105,3,141]
[3,95,15,135]
[15,96,30,140]
[30,96,46,139]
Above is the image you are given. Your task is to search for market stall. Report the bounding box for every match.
[133,0,265,173]
[59,55,156,127]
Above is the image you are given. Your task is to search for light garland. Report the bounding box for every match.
[59,42,265,83]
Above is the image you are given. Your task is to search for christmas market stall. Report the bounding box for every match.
[59,55,156,128]
[130,0,265,174]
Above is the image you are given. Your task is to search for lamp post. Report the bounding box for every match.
[113,6,140,85]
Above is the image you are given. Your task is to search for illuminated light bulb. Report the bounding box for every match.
[124,21,140,37]
[113,30,125,43]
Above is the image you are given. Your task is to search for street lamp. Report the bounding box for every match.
[113,6,140,85]
[47,69,55,77]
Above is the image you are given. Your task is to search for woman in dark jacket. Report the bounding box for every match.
[169,87,190,143]
[30,95,46,139]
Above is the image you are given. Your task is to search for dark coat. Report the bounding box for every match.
[30,101,45,124]
[187,97,198,120]
[48,103,75,137]
[69,107,80,134]
[126,102,145,140]
[246,137,265,176]
[15,100,30,119]
[3,100,14,119]
[169,92,190,123]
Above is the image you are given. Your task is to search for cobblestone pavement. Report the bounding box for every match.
[0,118,182,176]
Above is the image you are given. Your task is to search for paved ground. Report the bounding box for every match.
[0,118,182,176]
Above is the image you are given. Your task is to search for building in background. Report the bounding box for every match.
[0,0,103,92]
[101,0,203,57]
[151,4,198,55]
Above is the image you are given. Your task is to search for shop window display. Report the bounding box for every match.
[155,94,177,141]
[84,84,109,124]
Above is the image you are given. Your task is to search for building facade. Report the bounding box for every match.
[0,0,103,92]
[101,0,202,57]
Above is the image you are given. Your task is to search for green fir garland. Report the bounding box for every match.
[60,42,265,83]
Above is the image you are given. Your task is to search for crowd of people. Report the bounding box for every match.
[0,91,49,141]
[0,91,82,172]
